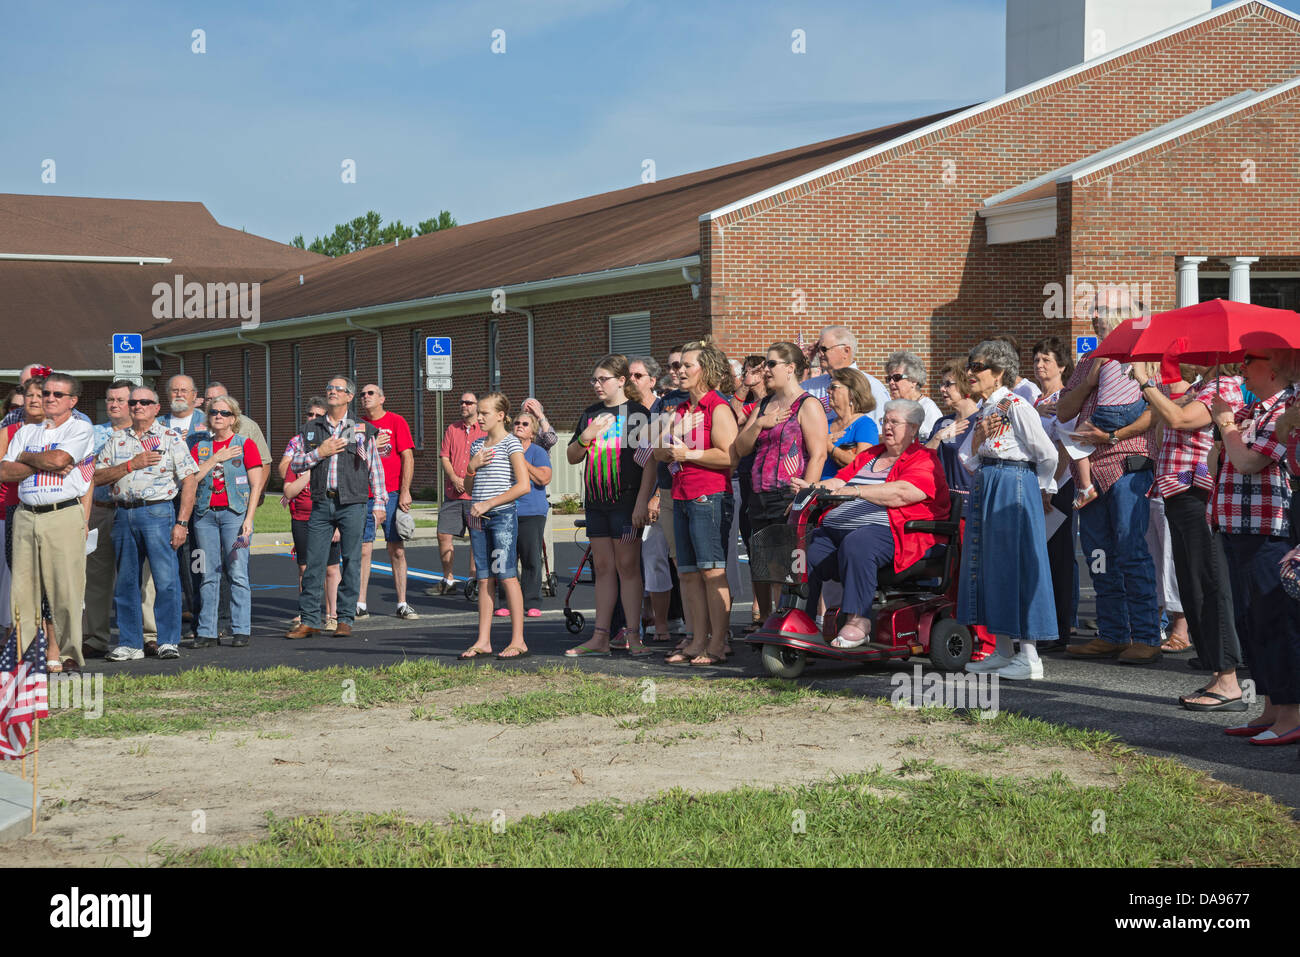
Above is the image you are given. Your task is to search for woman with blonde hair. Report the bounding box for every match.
[190,394,264,648]
[565,355,657,657]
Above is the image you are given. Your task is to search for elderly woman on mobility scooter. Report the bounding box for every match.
[957,339,1060,681]
[791,399,950,649]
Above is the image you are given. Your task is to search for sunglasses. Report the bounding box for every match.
[967,362,990,374]
[42,390,73,399]
[669,362,683,370]
[816,343,845,355]
[127,398,156,407]
[512,419,531,427]
[941,380,958,389]
[208,409,235,418]
[1242,354,1268,366]
[326,385,352,393]
[630,372,651,380]
[764,359,790,369]
[360,389,380,397]
[460,399,476,405]
[884,373,909,383]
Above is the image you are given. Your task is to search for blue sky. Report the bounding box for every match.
[0,0,1232,246]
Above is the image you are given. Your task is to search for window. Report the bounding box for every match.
[609,311,652,358]
[347,337,357,384]
[203,353,212,389]
[242,349,252,412]
[412,329,425,449]
[293,344,302,422]
[488,321,501,391]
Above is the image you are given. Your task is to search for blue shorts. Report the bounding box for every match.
[585,502,636,541]
[363,497,377,543]
[673,493,727,573]
[470,504,519,580]
[382,494,400,542]
[1091,398,1146,433]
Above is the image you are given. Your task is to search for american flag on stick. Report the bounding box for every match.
[76,454,96,483]
[0,622,49,761]
[779,442,802,480]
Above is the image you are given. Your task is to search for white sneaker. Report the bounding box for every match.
[996,652,1044,681]
[396,603,419,620]
[966,652,1015,674]
[157,644,181,660]
[105,645,144,662]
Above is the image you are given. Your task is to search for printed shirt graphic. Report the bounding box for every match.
[571,401,647,508]
[192,436,263,507]
[95,422,199,502]
[361,410,414,493]
[3,417,95,505]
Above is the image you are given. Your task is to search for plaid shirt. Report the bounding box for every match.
[1209,385,1295,537]
[1065,355,1155,495]
[1152,377,1246,500]
[288,416,388,508]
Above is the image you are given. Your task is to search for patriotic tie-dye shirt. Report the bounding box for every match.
[570,400,649,508]
[2,416,95,506]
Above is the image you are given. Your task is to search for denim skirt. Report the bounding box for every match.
[470,503,519,580]
[956,459,1058,640]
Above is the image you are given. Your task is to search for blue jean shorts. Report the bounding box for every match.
[362,497,377,543]
[673,493,727,573]
[470,504,519,580]
[1090,398,1146,433]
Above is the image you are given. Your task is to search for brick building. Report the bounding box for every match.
[138,0,1300,494]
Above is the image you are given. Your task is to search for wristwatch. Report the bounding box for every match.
[1142,378,1160,391]
[1108,431,1119,445]
[175,519,189,528]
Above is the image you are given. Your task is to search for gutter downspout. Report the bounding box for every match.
[152,344,185,376]
[345,317,383,390]
[235,331,271,447]
[502,306,535,399]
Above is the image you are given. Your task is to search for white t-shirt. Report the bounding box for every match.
[4,416,96,505]
[1013,378,1043,404]
[919,396,943,436]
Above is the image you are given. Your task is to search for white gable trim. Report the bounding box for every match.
[977,197,1058,244]
[700,0,1298,224]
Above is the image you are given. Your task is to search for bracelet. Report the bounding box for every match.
[126,461,134,473]
[579,437,592,448]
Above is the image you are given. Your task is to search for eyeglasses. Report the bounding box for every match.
[1242,354,1268,366]
[42,390,73,399]
[940,380,958,389]
[127,399,157,407]
[967,362,990,374]
[512,419,530,427]
[460,399,476,405]
[326,385,352,393]
[208,409,234,418]
[360,390,380,397]
[590,375,617,386]
[884,374,909,383]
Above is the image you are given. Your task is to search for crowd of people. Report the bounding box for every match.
[4,298,1300,749]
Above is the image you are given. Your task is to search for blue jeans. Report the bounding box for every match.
[300,498,367,626]
[194,508,251,638]
[1090,398,1146,433]
[1077,469,1159,644]
[112,502,181,649]
[673,493,726,573]
[470,504,519,580]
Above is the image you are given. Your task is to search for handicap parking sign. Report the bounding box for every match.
[114,333,142,354]
[1076,336,1098,356]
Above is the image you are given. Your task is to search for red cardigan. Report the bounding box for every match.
[834,441,951,572]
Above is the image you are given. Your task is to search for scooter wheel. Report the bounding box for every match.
[463,579,479,602]
[927,617,973,672]
[761,643,807,679]
[565,612,585,634]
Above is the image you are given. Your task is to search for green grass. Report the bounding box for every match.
[450,674,828,729]
[165,755,1300,867]
[252,502,437,536]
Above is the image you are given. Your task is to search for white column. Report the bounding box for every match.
[1222,256,1259,303]
[1175,256,1207,307]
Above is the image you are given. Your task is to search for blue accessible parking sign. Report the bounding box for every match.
[1076,336,1098,356]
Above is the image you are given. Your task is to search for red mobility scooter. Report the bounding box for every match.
[743,486,985,678]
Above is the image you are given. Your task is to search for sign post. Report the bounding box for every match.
[112,333,144,386]
[426,338,453,506]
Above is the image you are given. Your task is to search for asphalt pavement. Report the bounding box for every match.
[81,531,1300,813]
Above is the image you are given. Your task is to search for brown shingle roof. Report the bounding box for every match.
[0,193,324,269]
[145,106,970,341]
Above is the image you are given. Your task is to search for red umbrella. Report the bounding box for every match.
[1127,299,1300,364]
[1089,316,1148,359]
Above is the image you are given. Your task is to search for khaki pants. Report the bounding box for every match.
[84,504,156,647]
[11,503,87,663]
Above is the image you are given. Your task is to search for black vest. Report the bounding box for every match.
[297,416,380,506]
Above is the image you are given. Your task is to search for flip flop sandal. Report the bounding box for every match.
[665,650,700,664]
[46,659,63,674]
[609,628,631,650]
[689,654,727,667]
[496,648,531,660]
[626,643,654,658]
[1161,636,1193,654]
[1178,686,1210,704]
[458,648,493,659]
[565,645,611,657]
[1182,691,1247,712]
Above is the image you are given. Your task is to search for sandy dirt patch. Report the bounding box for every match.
[7,680,1120,866]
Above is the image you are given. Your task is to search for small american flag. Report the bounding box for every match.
[820,394,832,413]
[779,442,802,480]
[140,434,161,452]
[620,525,638,544]
[77,454,96,483]
[0,624,49,760]
[633,436,654,468]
